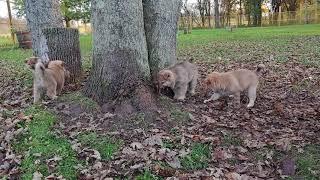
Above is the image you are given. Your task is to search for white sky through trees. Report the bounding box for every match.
[0,0,198,18]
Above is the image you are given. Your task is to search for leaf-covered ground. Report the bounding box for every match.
[0,25,319,179]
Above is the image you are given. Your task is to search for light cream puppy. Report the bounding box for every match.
[202,64,265,108]
[26,57,69,103]
[157,61,198,100]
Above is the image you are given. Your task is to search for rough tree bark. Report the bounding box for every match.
[43,28,82,83]
[214,0,220,28]
[85,0,156,113]
[25,0,64,62]
[143,0,182,76]
[85,0,182,115]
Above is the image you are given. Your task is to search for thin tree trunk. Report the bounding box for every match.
[239,0,243,25]
[143,0,182,76]
[208,0,211,28]
[214,0,220,28]
[85,0,155,113]
[43,28,82,83]
[25,0,64,63]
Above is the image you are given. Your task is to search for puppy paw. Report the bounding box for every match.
[50,95,58,100]
[247,103,254,108]
[174,96,185,101]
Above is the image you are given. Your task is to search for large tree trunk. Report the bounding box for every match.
[143,0,182,76]
[85,0,155,113]
[25,0,64,62]
[214,0,220,28]
[43,28,82,83]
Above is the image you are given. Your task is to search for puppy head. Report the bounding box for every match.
[201,72,221,94]
[157,70,175,89]
[25,57,40,70]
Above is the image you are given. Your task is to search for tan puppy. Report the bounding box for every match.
[202,64,265,108]
[26,57,69,103]
[25,56,48,70]
[157,61,198,100]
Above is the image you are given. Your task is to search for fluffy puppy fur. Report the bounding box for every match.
[26,57,69,103]
[25,56,49,70]
[202,64,265,108]
[157,61,198,100]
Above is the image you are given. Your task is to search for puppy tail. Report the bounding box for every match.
[35,62,46,75]
[256,64,265,75]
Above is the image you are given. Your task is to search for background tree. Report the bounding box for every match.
[244,0,262,26]
[60,0,91,27]
[214,0,220,28]
[85,0,182,115]
[143,0,182,75]
[25,0,64,61]
[271,0,282,24]
[220,0,236,26]
[13,0,91,25]
[206,0,212,28]
[12,0,24,18]
[197,0,207,27]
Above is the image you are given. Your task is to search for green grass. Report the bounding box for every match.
[77,132,121,160]
[79,34,92,57]
[0,36,16,47]
[180,143,211,170]
[222,134,243,146]
[170,107,190,122]
[177,24,320,67]
[59,92,98,111]
[252,145,320,179]
[178,24,320,46]
[136,171,161,180]
[13,105,80,179]
[296,145,320,179]
[0,48,33,86]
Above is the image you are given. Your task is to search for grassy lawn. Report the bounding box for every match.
[0,24,319,179]
[13,106,80,179]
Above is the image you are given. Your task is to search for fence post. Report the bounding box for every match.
[6,0,15,44]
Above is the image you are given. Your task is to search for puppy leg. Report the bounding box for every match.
[204,92,221,103]
[174,83,188,100]
[234,92,241,106]
[247,85,257,108]
[46,82,58,100]
[189,77,197,96]
[56,82,63,95]
[33,86,42,103]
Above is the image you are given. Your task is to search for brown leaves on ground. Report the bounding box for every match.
[1,43,320,179]
[47,57,320,179]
